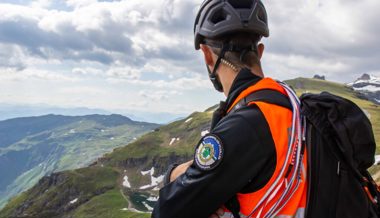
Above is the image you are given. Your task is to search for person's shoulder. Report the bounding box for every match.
[211,104,267,141]
[218,104,264,129]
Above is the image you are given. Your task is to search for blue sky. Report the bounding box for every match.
[0,0,379,120]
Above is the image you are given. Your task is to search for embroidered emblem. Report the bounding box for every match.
[194,134,224,171]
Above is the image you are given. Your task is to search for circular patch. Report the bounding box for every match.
[194,134,224,171]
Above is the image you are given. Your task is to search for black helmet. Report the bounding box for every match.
[194,0,269,50]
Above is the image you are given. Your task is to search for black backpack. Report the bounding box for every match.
[301,92,380,218]
[226,89,380,218]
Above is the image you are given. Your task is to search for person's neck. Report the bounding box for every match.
[220,66,238,96]
[221,66,264,96]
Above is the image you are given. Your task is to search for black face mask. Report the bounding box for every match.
[207,64,223,92]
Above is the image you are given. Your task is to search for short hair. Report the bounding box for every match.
[206,33,262,70]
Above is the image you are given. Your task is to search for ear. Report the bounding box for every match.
[200,44,215,67]
[257,43,265,59]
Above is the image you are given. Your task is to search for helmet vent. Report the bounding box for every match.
[210,9,228,24]
[227,0,254,9]
[257,8,266,22]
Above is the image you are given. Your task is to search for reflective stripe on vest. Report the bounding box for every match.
[225,78,308,218]
[222,208,305,218]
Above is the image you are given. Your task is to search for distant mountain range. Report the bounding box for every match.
[0,104,186,124]
[348,73,380,105]
[0,114,160,210]
[1,77,379,218]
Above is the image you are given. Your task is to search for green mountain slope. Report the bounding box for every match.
[1,78,379,218]
[0,114,160,210]
[285,78,380,150]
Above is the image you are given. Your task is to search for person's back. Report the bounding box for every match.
[152,0,308,217]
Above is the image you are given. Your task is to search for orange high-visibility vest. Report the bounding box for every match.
[223,78,308,218]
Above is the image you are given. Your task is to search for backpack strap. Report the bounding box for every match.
[225,89,293,218]
[229,89,292,114]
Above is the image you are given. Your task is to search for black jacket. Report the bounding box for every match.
[152,69,277,218]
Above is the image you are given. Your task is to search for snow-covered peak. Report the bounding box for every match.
[348,74,380,105]
[348,74,380,87]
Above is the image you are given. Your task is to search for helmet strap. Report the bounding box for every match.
[208,44,228,92]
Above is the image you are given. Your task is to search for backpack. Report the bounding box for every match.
[226,85,380,218]
[300,91,380,218]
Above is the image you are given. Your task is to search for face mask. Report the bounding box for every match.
[207,64,223,92]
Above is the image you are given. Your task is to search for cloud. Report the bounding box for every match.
[0,0,201,69]
[0,0,379,116]
[106,67,141,79]
[0,0,379,83]
[30,0,51,9]
[107,74,210,90]
[139,90,181,102]
[263,0,380,81]
[0,44,27,70]
[0,67,79,82]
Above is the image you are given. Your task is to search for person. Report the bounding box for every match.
[152,0,308,217]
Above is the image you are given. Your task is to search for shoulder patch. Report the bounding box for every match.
[194,134,224,171]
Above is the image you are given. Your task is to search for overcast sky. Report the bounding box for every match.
[0,0,379,117]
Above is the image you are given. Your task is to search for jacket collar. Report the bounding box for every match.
[224,68,263,111]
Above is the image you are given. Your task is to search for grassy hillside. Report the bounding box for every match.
[1,78,379,218]
[0,114,160,210]
[285,78,380,152]
[0,109,212,218]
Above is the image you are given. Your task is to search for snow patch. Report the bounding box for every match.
[169,138,177,146]
[143,202,154,211]
[185,117,193,123]
[201,130,209,137]
[169,138,180,146]
[69,198,78,204]
[123,175,131,188]
[353,85,380,92]
[141,167,154,176]
[147,196,159,201]
[152,174,165,186]
[139,184,153,190]
[139,167,164,190]
[69,129,76,134]
[110,137,115,140]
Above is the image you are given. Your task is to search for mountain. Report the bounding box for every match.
[0,104,113,122]
[1,78,379,218]
[347,74,380,105]
[0,104,186,124]
[0,114,160,210]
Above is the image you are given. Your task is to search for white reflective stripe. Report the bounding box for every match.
[247,90,300,216]
[264,86,304,218]
[244,82,306,218]
[222,208,305,218]
[274,208,305,218]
